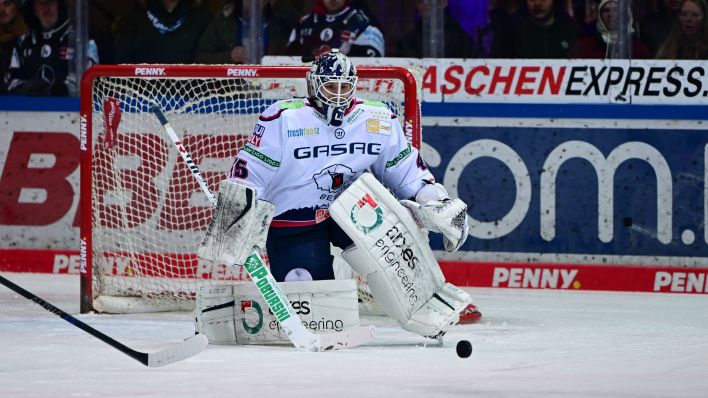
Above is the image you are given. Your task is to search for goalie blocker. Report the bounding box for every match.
[198,180,274,266]
[330,173,477,340]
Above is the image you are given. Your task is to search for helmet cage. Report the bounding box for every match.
[306,49,358,126]
[309,74,358,108]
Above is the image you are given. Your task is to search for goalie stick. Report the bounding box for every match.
[151,106,375,352]
[150,106,217,207]
[0,275,208,367]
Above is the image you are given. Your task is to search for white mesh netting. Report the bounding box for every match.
[84,65,419,313]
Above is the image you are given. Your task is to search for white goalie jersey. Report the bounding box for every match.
[228,97,434,226]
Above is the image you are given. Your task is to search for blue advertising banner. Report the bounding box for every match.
[424,103,708,267]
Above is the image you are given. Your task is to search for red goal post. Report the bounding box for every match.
[79,64,421,314]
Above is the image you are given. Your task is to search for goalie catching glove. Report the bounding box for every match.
[400,182,469,252]
[198,180,274,266]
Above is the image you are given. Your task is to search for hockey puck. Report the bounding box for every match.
[456,340,472,358]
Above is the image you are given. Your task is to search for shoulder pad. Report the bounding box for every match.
[259,100,306,122]
[362,99,388,108]
[278,99,306,110]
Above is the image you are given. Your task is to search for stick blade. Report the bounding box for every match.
[147,334,209,367]
[318,325,375,351]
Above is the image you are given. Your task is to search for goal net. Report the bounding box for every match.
[79,64,421,314]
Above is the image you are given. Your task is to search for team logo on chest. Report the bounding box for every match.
[313,164,355,193]
[334,128,345,139]
[41,44,52,58]
[321,27,334,41]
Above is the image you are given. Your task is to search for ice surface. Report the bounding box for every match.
[1,272,707,398]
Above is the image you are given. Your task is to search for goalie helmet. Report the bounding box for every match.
[307,49,358,126]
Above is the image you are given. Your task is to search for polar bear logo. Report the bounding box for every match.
[313,164,355,193]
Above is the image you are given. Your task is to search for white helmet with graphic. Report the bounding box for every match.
[306,49,358,126]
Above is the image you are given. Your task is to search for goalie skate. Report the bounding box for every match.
[458,303,482,324]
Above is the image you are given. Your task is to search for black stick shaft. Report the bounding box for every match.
[0,275,148,365]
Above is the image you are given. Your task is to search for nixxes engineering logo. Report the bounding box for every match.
[269,300,310,316]
[266,300,346,333]
[373,224,421,308]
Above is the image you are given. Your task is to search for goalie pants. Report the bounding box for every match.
[266,219,353,282]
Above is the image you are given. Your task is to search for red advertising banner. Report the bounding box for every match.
[2,248,706,294]
[439,261,708,294]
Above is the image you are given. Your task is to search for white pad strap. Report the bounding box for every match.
[194,285,239,345]
[195,280,360,345]
[331,173,470,338]
[198,180,274,265]
[405,283,471,339]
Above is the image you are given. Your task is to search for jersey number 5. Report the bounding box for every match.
[229,158,249,179]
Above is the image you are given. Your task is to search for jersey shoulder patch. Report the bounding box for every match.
[278,99,306,110]
[362,99,388,108]
[259,99,306,121]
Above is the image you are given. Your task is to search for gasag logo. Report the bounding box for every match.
[294,142,381,159]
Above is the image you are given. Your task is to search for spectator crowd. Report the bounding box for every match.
[1,0,707,96]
